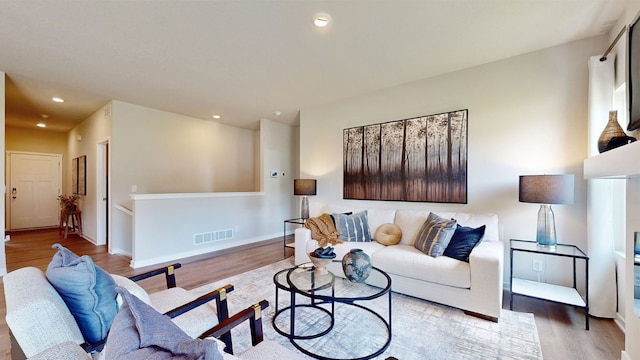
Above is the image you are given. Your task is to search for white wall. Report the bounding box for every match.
[66,99,298,265]
[300,36,606,289]
[622,1,640,359]
[110,101,256,205]
[0,72,6,275]
[128,118,298,267]
[67,103,112,244]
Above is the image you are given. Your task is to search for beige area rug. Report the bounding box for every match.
[192,258,543,360]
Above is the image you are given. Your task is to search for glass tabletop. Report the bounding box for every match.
[277,262,392,301]
[287,265,335,292]
[510,239,588,259]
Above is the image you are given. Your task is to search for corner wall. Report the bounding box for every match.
[300,36,605,289]
[0,72,6,275]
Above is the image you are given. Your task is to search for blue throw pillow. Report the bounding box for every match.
[45,243,118,344]
[332,211,371,242]
[443,224,486,262]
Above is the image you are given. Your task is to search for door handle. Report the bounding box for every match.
[11,187,16,199]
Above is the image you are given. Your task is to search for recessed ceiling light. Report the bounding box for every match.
[275,111,282,116]
[36,123,46,128]
[313,13,331,27]
[52,97,64,103]
[212,115,221,119]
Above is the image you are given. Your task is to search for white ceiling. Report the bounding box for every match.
[0,1,626,132]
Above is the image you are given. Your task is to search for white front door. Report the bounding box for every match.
[8,152,62,230]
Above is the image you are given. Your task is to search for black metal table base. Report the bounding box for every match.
[272,266,392,360]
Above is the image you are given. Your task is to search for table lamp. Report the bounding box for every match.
[294,179,316,219]
[519,174,574,248]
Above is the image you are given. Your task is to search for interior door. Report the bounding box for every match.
[9,152,62,230]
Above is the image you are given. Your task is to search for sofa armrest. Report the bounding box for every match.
[294,228,314,265]
[468,241,504,319]
[27,341,91,360]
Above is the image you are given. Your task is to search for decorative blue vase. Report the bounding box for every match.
[342,249,372,283]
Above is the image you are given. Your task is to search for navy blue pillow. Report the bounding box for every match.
[443,224,486,262]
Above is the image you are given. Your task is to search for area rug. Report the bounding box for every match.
[191,258,543,360]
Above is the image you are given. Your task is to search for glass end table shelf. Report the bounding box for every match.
[509,239,589,330]
[283,218,306,256]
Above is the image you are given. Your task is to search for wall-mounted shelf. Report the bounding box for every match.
[584,141,640,179]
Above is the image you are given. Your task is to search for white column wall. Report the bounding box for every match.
[0,72,6,276]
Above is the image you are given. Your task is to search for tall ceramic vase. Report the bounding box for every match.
[597,110,630,153]
[342,249,372,283]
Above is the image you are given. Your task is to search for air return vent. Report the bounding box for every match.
[194,229,233,245]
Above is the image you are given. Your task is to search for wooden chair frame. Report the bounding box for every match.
[79,263,268,356]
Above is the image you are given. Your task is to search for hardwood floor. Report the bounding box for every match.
[0,230,625,359]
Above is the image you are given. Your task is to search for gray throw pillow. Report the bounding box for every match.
[414,212,457,257]
[103,287,224,360]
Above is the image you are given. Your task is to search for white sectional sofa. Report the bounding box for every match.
[294,204,504,321]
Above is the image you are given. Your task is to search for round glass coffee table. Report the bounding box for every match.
[272,261,392,360]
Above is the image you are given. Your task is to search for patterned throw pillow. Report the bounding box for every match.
[443,224,486,262]
[414,212,457,257]
[332,211,371,242]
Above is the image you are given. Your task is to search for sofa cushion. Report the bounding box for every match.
[45,243,118,344]
[443,224,486,262]
[365,208,397,239]
[111,274,152,306]
[150,287,221,339]
[413,213,457,257]
[104,287,224,360]
[332,211,371,242]
[374,223,402,245]
[372,245,471,288]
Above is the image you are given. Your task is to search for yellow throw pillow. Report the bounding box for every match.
[374,223,403,246]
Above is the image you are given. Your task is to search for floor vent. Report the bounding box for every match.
[194,229,233,245]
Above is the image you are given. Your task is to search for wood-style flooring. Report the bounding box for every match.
[0,229,625,360]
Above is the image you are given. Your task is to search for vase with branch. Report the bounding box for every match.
[58,194,79,213]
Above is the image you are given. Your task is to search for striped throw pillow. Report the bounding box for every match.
[414,212,457,257]
[332,211,371,242]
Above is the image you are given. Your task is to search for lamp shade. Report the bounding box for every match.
[519,175,574,205]
[294,179,317,196]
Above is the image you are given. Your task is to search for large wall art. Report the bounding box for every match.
[343,109,468,203]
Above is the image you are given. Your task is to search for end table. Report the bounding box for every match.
[283,218,306,257]
[509,239,589,330]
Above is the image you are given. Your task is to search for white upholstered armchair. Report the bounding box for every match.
[4,264,301,360]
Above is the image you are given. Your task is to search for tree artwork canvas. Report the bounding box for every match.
[343,109,467,203]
